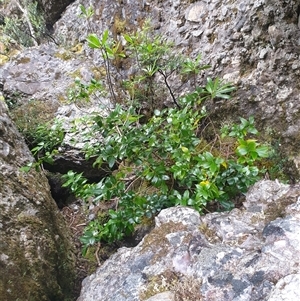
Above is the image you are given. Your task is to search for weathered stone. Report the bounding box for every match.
[268,274,300,301]
[0,99,76,300]
[144,291,175,301]
[0,43,112,178]
[185,2,207,23]
[1,0,300,176]
[77,180,300,300]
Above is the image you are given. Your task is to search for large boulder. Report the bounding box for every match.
[0,98,76,300]
[0,43,110,178]
[77,180,300,301]
[53,0,300,166]
[1,0,300,176]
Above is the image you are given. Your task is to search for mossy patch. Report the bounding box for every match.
[139,269,203,301]
[199,222,220,243]
[9,99,59,144]
[141,221,188,263]
[139,269,179,300]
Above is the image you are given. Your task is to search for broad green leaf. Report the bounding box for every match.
[87,34,101,49]
[256,145,270,157]
[102,29,109,44]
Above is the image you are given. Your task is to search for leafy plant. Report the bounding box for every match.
[62,99,270,246]
[86,19,219,110]
[1,0,46,46]
[21,119,65,171]
[67,77,105,105]
[86,30,125,103]
[23,19,270,253]
[79,4,94,20]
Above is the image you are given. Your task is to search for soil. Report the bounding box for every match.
[60,202,120,300]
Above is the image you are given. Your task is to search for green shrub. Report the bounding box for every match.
[1,0,46,46]
[23,17,270,253]
[21,118,65,172]
[61,100,269,250]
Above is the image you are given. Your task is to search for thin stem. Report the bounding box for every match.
[158,69,181,109]
[101,48,118,104]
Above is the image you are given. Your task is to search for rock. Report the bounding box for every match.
[0,99,76,300]
[185,2,207,23]
[268,274,300,301]
[77,180,300,300]
[0,43,112,178]
[52,0,300,170]
[144,291,175,301]
[1,0,300,175]
[0,43,94,104]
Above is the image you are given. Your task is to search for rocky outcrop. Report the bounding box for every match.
[53,0,300,167]
[0,43,110,178]
[77,180,300,301]
[1,0,300,172]
[0,98,76,300]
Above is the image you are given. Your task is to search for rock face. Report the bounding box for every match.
[56,0,300,160]
[1,0,300,169]
[77,180,300,301]
[0,99,75,300]
[0,42,110,178]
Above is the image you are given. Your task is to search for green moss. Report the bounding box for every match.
[112,14,127,36]
[15,56,31,64]
[140,270,203,301]
[9,99,59,144]
[141,221,187,263]
[198,223,220,243]
[54,50,73,61]
[140,270,179,300]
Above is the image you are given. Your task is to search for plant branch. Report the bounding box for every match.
[158,69,181,109]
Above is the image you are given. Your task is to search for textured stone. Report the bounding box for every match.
[0,99,75,301]
[2,0,299,170]
[1,0,300,173]
[268,274,300,301]
[144,291,175,301]
[37,0,75,25]
[77,180,300,301]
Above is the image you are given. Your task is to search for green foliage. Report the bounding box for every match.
[1,0,46,46]
[62,101,270,246]
[86,28,127,103]
[67,77,105,105]
[85,19,228,109]
[79,4,94,19]
[21,119,65,171]
[23,19,270,252]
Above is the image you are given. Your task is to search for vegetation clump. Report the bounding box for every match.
[23,10,270,253]
[0,0,47,47]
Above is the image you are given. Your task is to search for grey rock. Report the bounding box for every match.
[0,100,76,300]
[77,180,300,301]
[2,0,300,173]
[37,0,75,25]
[144,291,175,301]
[268,274,300,301]
[185,2,208,23]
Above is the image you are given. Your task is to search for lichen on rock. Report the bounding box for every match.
[0,100,76,301]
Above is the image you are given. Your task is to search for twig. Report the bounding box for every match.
[158,69,181,109]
